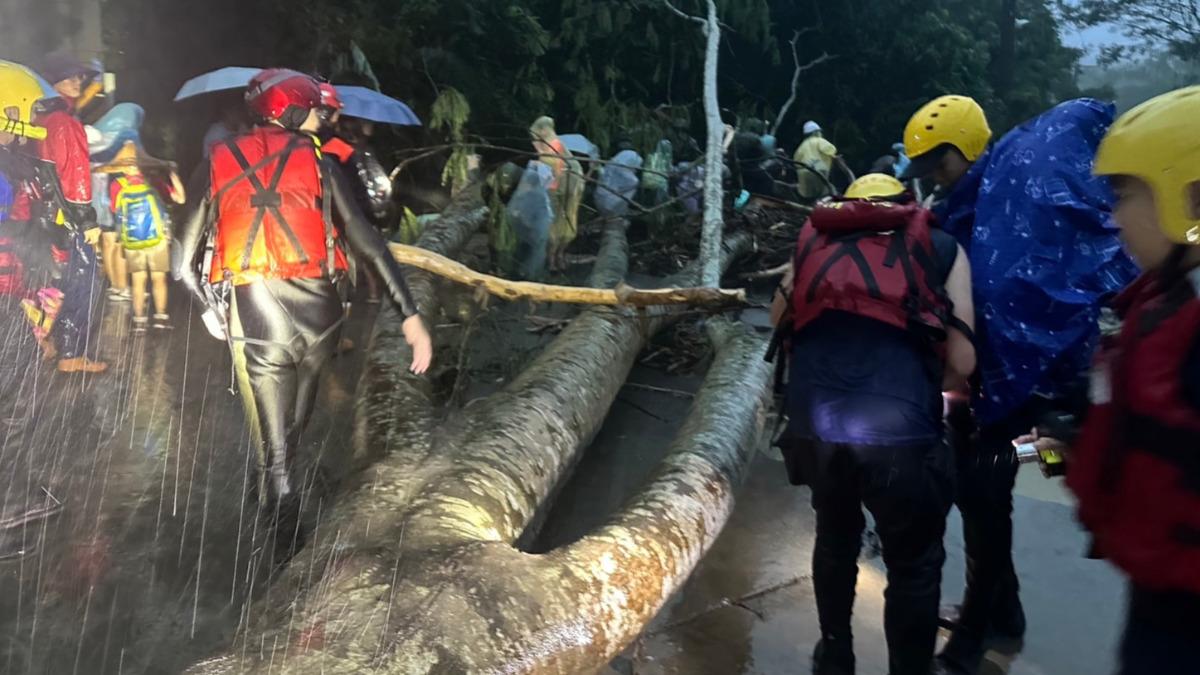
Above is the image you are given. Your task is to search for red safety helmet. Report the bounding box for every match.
[318,82,343,111]
[245,68,321,129]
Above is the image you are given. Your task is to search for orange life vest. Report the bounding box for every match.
[208,126,347,285]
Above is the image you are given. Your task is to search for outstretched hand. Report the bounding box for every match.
[402,314,433,375]
[1013,428,1068,457]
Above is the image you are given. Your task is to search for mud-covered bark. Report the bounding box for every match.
[187,212,763,674]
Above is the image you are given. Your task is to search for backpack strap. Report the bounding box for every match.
[319,165,336,277]
[805,237,882,303]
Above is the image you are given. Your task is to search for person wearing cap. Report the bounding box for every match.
[902,95,1138,674]
[19,54,108,373]
[174,69,432,550]
[771,173,975,675]
[793,120,851,201]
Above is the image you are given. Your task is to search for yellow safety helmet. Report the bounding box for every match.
[904,95,992,163]
[0,60,53,141]
[845,173,906,200]
[1094,86,1200,244]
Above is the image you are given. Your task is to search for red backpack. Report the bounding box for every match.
[790,199,952,347]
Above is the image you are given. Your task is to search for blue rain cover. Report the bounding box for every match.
[595,149,642,218]
[936,98,1139,424]
[505,161,554,280]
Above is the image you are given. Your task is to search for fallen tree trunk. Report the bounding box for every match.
[388,242,747,309]
[187,207,765,674]
[352,190,488,470]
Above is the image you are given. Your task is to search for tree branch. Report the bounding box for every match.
[772,29,835,134]
[388,242,747,309]
[662,0,707,26]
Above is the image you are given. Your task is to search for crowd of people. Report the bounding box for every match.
[0,59,432,555]
[772,89,1199,675]
[2,47,1199,675]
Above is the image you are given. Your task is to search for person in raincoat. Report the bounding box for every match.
[530,116,583,272]
[504,161,555,280]
[594,142,642,219]
[794,120,850,201]
[901,95,1139,675]
[22,54,108,373]
[89,102,151,305]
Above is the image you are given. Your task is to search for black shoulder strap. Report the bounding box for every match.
[319,162,336,276]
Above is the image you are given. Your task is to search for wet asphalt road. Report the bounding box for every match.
[0,292,373,674]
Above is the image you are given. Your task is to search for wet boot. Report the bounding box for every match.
[938,598,1025,640]
[812,637,855,675]
[936,629,985,675]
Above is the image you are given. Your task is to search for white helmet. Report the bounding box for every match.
[803,120,822,135]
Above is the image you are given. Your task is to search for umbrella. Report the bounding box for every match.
[335,86,421,126]
[559,133,598,158]
[174,66,262,102]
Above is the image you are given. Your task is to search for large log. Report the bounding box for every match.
[187,210,765,674]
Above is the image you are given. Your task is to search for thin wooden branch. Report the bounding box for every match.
[663,0,707,25]
[772,31,835,134]
[388,242,747,309]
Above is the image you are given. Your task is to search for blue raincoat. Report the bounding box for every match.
[935,98,1139,425]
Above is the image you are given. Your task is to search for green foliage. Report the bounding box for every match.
[430,87,472,188]
[98,0,1086,171]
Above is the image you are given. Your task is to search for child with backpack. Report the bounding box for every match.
[109,161,183,333]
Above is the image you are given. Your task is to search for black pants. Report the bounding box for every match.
[1117,586,1200,675]
[947,397,1055,641]
[230,277,343,506]
[53,232,101,360]
[799,439,955,675]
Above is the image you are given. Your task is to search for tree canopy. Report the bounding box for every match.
[1059,0,1200,64]
[21,0,1091,167]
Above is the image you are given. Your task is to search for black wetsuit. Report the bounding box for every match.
[174,141,418,507]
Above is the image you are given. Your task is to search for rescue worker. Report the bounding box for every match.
[771,173,976,675]
[23,55,108,372]
[901,95,1138,673]
[318,82,392,304]
[174,69,433,533]
[1024,86,1200,675]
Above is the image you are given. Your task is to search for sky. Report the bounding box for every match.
[1064,22,1135,64]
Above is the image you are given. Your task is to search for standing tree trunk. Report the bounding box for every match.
[699,0,724,288]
